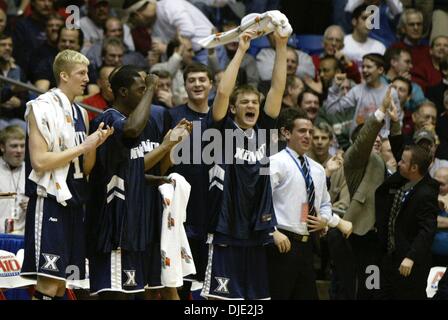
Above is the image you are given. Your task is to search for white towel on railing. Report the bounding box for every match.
[25,88,78,205]
[198,10,293,48]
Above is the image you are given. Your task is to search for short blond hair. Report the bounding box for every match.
[0,125,25,145]
[53,50,89,85]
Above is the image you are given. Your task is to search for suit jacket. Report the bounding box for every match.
[307,151,350,214]
[343,115,386,235]
[375,172,438,264]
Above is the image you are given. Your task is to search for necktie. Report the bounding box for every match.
[299,155,316,216]
[387,186,406,254]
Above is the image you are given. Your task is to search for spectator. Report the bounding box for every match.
[428,57,448,116]
[150,36,195,106]
[342,4,386,72]
[389,117,448,179]
[208,20,260,88]
[325,53,397,139]
[28,14,64,85]
[82,65,114,121]
[400,0,434,37]
[414,129,448,178]
[344,0,403,47]
[0,125,27,234]
[308,121,351,279]
[0,33,28,132]
[12,0,53,79]
[101,37,124,68]
[383,47,426,111]
[390,76,414,136]
[80,0,110,54]
[309,122,350,213]
[413,36,448,93]
[85,17,148,71]
[123,0,225,66]
[314,25,361,83]
[409,101,437,143]
[282,75,304,110]
[391,8,431,72]
[257,34,315,94]
[298,89,321,123]
[318,55,344,98]
[318,77,356,150]
[150,69,174,108]
[122,0,153,56]
[34,26,84,92]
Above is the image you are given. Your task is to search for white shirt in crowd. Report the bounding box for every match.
[269,147,340,236]
[152,0,214,52]
[80,16,104,55]
[342,34,386,72]
[0,158,26,234]
[256,48,316,81]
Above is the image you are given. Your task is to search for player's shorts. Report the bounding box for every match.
[184,237,208,283]
[201,244,270,300]
[89,249,146,295]
[144,242,163,289]
[21,195,86,281]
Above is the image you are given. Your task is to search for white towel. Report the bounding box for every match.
[158,173,196,288]
[25,88,79,205]
[198,10,293,49]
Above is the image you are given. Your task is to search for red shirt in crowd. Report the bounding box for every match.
[390,41,441,92]
[82,93,109,121]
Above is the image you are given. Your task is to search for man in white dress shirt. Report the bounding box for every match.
[268,108,352,299]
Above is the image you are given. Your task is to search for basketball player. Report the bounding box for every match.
[21,50,114,300]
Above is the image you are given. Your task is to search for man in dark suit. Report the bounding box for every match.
[375,144,439,299]
[327,87,401,300]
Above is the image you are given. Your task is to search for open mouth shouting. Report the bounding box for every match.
[245,111,257,123]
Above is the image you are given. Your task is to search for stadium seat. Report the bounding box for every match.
[296,34,324,56]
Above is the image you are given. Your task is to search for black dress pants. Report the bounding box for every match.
[267,230,318,300]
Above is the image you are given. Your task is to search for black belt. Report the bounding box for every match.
[278,229,310,243]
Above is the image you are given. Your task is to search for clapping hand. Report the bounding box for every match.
[82,122,114,152]
[163,118,192,147]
